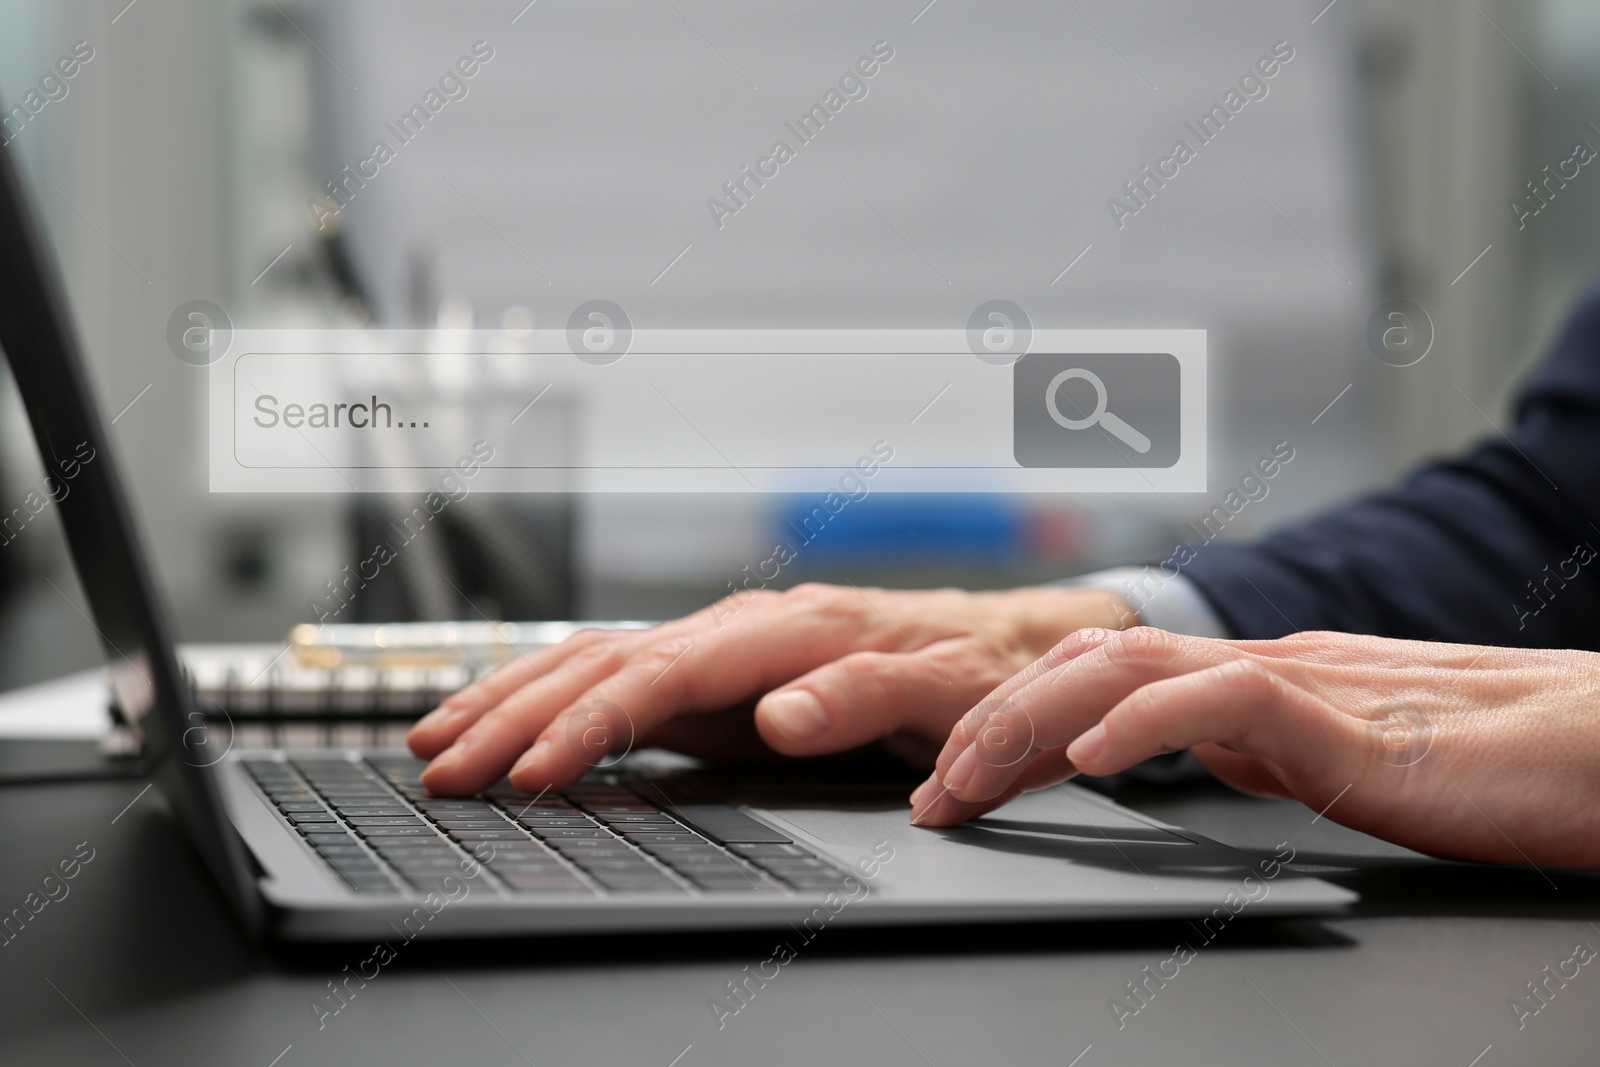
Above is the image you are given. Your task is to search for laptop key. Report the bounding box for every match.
[662,857,751,875]
[385,852,466,865]
[356,826,439,837]
[545,837,635,851]
[480,856,560,869]
[669,804,792,845]
[544,835,632,849]
[342,876,398,893]
[755,857,831,871]
[494,872,576,886]
[390,868,464,884]
[489,797,564,811]
[779,873,856,888]
[571,857,659,872]
[396,871,475,886]
[493,869,573,884]
[678,873,766,890]
[656,845,743,860]
[328,857,385,875]
[382,858,464,869]
[617,832,705,845]
[528,827,613,839]
[313,844,370,858]
[687,873,770,889]
[243,759,289,774]
[369,846,458,859]
[552,856,640,870]
[654,855,739,869]
[489,855,579,873]
[727,843,807,857]
[334,861,393,880]
[638,852,726,866]
[503,808,578,820]
[499,875,592,893]
[549,850,638,866]
[589,874,685,893]
[367,834,453,847]
[489,855,567,869]
[500,883,591,895]
[333,813,417,822]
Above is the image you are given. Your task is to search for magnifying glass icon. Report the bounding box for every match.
[1045,368,1152,454]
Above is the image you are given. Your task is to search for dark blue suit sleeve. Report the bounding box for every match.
[1182,284,1600,649]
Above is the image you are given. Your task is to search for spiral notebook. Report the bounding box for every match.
[160,621,651,751]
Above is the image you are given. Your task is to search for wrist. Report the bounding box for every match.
[997,586,1141,655]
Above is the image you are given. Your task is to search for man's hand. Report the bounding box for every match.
[408,584,1136,795]
[911,628,1600,867]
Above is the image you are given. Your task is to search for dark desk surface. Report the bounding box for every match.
[3,741,1598,1067]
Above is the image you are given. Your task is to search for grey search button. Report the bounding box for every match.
[1014,353,1181,468]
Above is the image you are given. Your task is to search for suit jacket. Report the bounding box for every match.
[1182,283,1600,649]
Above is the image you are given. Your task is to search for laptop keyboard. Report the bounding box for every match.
[241,756,855,898]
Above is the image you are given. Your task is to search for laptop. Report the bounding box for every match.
[0,128,1356,941]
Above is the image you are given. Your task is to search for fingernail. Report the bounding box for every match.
[762,690,830,742]
[942,743,978,794]
[510,738,552,778]
[1069,723,1107,764]
[416,704,455,729]
[421,743,466,785]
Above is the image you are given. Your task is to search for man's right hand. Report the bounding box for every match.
[407,583,1137,796]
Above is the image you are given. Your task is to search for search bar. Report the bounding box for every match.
[208,329,1205,493]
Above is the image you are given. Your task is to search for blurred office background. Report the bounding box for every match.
[0,0,1594,688]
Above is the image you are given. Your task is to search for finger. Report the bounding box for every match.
[417,637,639,793]
[505,593,907,791]
[1065,659,1365,792]
[410,595,761,754]
[1189,743,1293,799]
[408,627,644,755]
[932,626,1121,782]
[752,643,996,756]
[419,590,836,791]
[909,748,1079,827]
[944,628,1246,804]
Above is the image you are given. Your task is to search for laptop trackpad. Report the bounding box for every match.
[760,787,1192,848]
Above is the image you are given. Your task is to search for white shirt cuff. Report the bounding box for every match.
[1061,567,1233,639]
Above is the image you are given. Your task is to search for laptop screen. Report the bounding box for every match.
[0,122,261,933]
